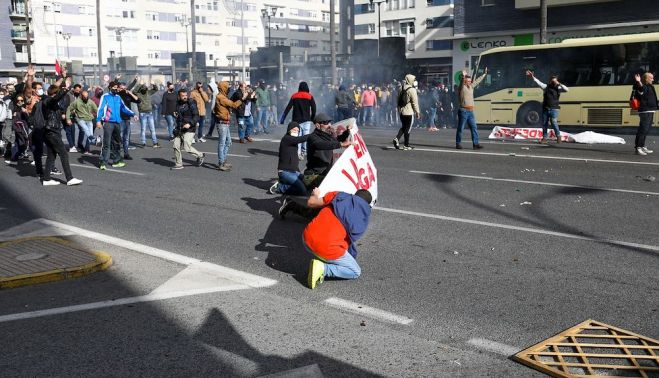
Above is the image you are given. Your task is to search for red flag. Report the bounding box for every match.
[55,59,62,76]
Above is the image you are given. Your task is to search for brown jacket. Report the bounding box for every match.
[213,81,242,123]
[190,88,210,117]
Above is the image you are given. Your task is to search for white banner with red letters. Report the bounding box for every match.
[488,126,625,144]
[318,118,378,206]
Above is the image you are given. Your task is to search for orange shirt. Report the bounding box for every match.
[303,192,349,261]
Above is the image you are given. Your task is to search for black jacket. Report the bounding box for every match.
[634,82,659,112]
[278,134,310,172]
[282,91,316,123]
[230,89,256,117]
[119,91,140,120]
[304,128,350,175]
[175,100,199,133]
[335,90,355,110]
[42,88,70,133]
[161,91,178,116]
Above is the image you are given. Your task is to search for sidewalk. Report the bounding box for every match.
[0,236,112,289]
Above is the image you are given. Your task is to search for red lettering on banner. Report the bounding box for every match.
[341,158,375,190]
[353,133,368,159]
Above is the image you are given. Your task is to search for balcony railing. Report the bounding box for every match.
[11,30,33,39]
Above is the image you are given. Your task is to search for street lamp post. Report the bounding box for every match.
[260,7,277,47]
[180,16,190,52]
[369,0,388,58]
[116,27,126,57]
[62,32,72,60]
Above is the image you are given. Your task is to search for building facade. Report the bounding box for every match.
[452,0,659,84]
[3,0,335,83]
[352,0,455,84]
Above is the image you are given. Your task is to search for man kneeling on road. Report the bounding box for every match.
[304,188,373,289]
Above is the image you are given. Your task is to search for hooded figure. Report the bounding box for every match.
[280,81,317,157]
[213,81,244,171]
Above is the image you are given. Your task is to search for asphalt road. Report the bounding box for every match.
[0,122,657,377]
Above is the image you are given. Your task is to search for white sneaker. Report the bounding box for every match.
[268,181,279,195]
[636,147,648,156]
[66,178,83,186]
[42,179,60,186]
[642,147,653,154]
[199,137,207,143]
[69,147,78,153]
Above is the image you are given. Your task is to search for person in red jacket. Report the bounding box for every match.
[280,81,316,159]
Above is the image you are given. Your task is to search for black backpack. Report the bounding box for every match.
[28,101,46,131]
[397,87,412,108]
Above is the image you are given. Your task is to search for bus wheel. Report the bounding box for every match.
[517,102,542,127]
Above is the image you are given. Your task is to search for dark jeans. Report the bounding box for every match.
[31,129,45,176]
[43,130,73,181]
[197,115,206,138]
[285,199,320,220]
[396,114,414,146]
[207,115,217,137]
[101,122,122,164]
[636,112,654,148]
[64,123,76,149]
[337,107,352,121]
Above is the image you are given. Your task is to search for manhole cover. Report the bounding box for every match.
[514,319,659,377]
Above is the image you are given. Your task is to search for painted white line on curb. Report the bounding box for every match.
[411,170,659,196]
[467,338,520,356]
[323,297,413,325]
[70,164,145,176]
[0,286,246,324]
[384,146,659,167]
[374,207,659,253]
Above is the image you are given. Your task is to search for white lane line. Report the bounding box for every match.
[467,338,520,356]
[251,138,280,143]
[374,207,659,253]
[0,286,246,324]
[383,146,659,167]
[411,170,659,196]
[323,297,414,325]
[35,219,278,287]
[70,163,145,176]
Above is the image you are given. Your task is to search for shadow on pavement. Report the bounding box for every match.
[243,178,276,192]
[241,196,310,286]
[0,178,378,377]
[247,148,279,157]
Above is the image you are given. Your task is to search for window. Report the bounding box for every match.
[354,24,375,35]
[425,40,452,51]
[426,16,454,29]
[354,3,374,14]
[400,21,415,35]
[145,11,157,21]
[481,0,495,6]
[427,0,452,5]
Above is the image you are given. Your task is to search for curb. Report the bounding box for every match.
[0,237,113,289]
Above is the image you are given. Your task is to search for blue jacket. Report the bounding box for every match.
[331,192,372,258]
[96,92,135,124]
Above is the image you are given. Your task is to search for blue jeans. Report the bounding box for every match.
[298,121,313,155]
[277,170,307,196]
[429,107,437,128]
[257,106,270,133]
[152,105,161,127]
[197,115,206,138]
[542,108,560,139]
[217,124,231,164]
[64,123,76,149]
[304,242,361,280]
[120,119,132,155]
[76,119,94,152]
[140,112,157,145]
[165,115,176,138]
[237,116,254,140]
[361,106,374,125]
[456,108,479,145]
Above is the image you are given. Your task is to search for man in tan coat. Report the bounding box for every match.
[213,81,245,171]
[190,82,210,142]
[456,68,488,149]
[393,74,420,150]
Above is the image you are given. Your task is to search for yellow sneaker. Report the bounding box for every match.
[307,259,325,289]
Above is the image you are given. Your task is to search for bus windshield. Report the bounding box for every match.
[474,41,659,97]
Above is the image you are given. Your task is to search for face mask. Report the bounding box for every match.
[413,81,418,88]
[74,92,81,97]
[290,131,299,137]
[110,88,118,95]
[37,89,44,96]
[82,98,89,103]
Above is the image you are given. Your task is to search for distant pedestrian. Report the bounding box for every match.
[172,89,205,170]
[527,70,569,144]
[632,72,658,156]
[190,81,210,142]
[360,86,377,126]
[255,80,272,134]
[335,84,355,121]
[231,82,257,143]
[161,82,178,140]
[280,81,317,159]
[97,80,135,170]
[392,74,420,151]
[456,68,487,150]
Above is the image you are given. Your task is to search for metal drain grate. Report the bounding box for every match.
[514,319,659,377]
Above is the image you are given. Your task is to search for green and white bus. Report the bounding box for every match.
[472,32,659,128]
